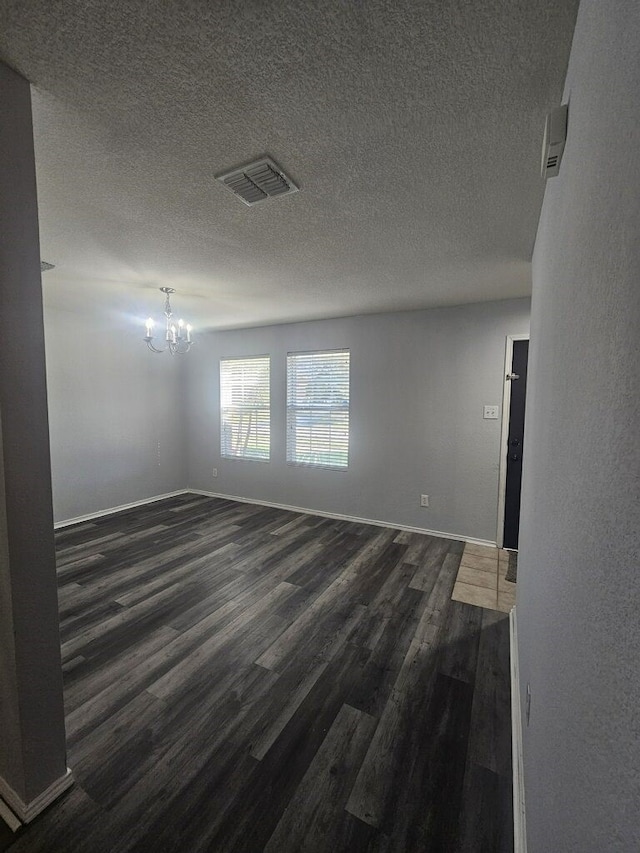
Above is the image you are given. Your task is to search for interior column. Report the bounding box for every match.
[0,60,71,823]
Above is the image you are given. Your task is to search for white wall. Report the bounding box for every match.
[518,1,640,850]
[44,298,187,523]
[186,298,530,542]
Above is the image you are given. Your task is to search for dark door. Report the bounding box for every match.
[503,340,529,550]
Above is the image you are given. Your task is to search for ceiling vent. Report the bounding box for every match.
[40,261,55,272]
[541,104,568,179]
[216,157,299,206]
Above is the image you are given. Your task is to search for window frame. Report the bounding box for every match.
[285,348,350,471]
[219,354,271,463]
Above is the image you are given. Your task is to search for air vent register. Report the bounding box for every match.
[216,157,299,206]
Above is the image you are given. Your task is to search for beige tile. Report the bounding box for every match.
[498,588,517,611]
[460,553,498,573]
[499,583,516,600]
[498,574,517,593]
[498,560,509,579]
[498,549,511,565]
[456,565,497,590]
[452,581,498,610]
[495,599,514,614]
[463,543,498,559]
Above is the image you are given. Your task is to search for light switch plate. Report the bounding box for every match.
[483,405,499,419]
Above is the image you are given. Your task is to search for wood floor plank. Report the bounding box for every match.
[58,530,229,609]
[344,617,441,828]
[4,787,106,853]
[382,672,474,850]
[350,560,422,652]
[347,585,428,719]
[456,762,514,853]
[401,532,439,566]
[111,544,241,607]
[264,703,378,853]
[250,603,367,761]
[255,530,401,672]
[68,690,167,795]
[64,624,180,714]
[408,536,456,593]
[207,641,373,852]
[60,582,186,660]
[146,581,295,701]
[269,512,314,537]
[437,599,484,684]
[345,545,462,828]
[466,609,512,777]
[3,495,513,853]
[421,550,462,628]
[64,580,289,741]
[86,665,278,851]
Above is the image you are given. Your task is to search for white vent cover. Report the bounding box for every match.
[541,104,568,179]
[216,157,299,206]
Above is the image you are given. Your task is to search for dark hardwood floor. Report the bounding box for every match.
[3,494,513,852]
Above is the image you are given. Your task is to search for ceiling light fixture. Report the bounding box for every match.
[144,287,193,355]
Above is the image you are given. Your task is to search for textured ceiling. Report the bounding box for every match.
[0,0,578,330]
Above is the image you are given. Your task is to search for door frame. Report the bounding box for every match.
[496,333,530,549]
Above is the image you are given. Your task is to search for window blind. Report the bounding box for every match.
[286,349,350,469]
[220,356,270,461]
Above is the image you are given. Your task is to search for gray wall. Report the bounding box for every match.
[43,299,187,523]
[186,299,530,542]
[518,1,640,851]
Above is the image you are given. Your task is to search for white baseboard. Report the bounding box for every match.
[0,768,73,824]
[187,489,497,547]
[54,490,191,529]
[54,486,498,548]
[0,797,20,832]
[510,607,527,853]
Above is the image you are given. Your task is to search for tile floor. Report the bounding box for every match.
[452,543,516,613]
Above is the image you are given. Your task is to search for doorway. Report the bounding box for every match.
[497,335,529,550]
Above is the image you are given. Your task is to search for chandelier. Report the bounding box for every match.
[144,287,193,354]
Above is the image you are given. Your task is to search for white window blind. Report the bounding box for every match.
[220,356,270,461]
[286,349,350,469]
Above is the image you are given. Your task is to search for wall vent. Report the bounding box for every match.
[541,104,568,179]
[216,157,299,206]
[40,261,55,272]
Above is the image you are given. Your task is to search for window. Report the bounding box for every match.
[220,356,270,461]
[286,349,350,469]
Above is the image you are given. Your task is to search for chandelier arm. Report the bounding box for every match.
[146,340,167,354]
[169,341,193,355]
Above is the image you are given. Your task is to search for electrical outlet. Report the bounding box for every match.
[420,494,429,507]
[212,468,218,478]
[483,405,500,419]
